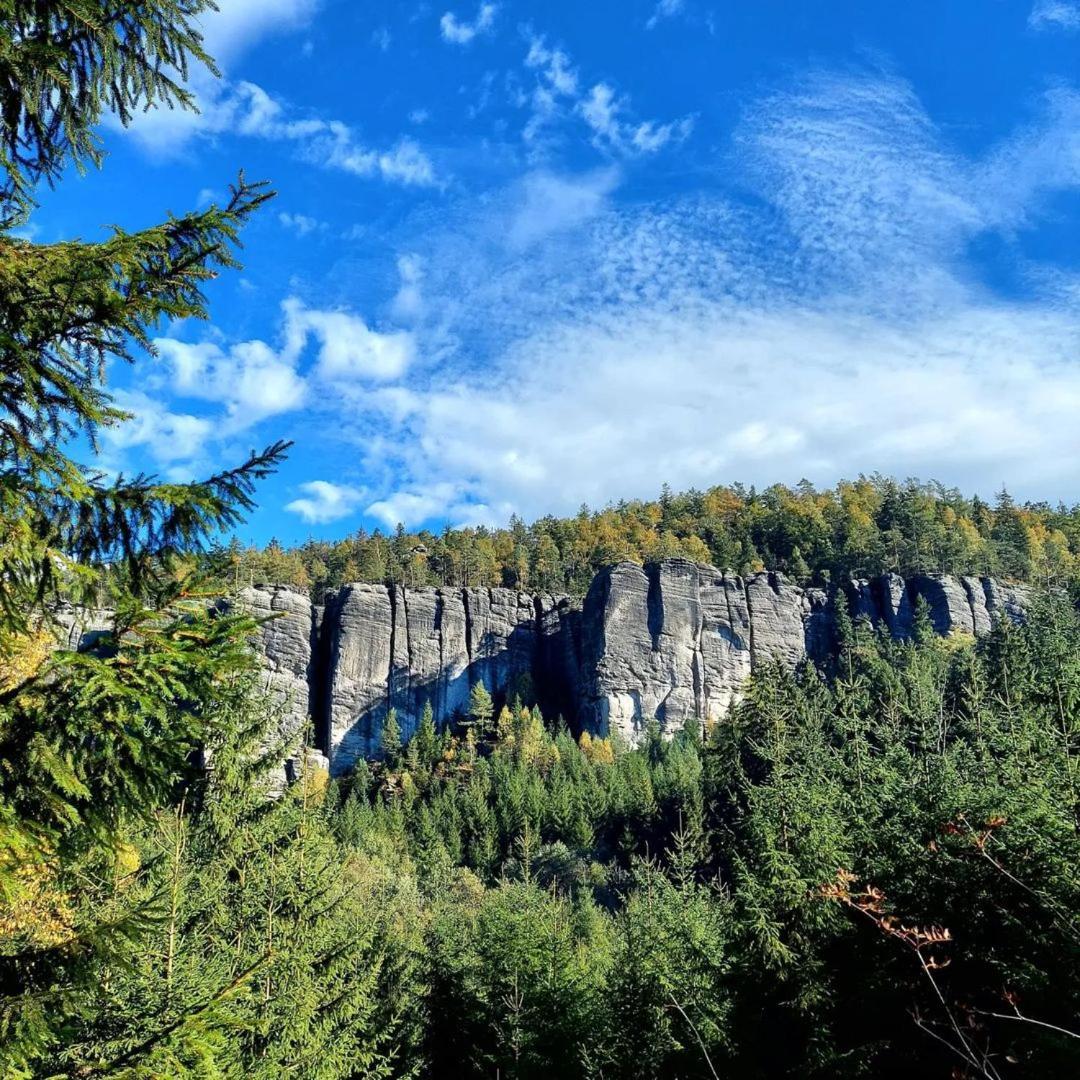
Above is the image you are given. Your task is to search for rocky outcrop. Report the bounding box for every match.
[53,604,113,652]
[229,564,1033,772]
[237,585,328,785]
[321,584,397,774]
[315,583,568,773]
[577,562,830,741]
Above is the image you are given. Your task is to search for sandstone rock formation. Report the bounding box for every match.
[228,563,1035,772]
[577,562,834,741]
[315,583,568,772]
[53,604,113,652]
[237,584,328,785]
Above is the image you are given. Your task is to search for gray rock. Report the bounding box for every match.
[536,594,583,724]
[844,578,879,626]
[962,577,994,636]
[466,587,537,698]
[394,586,440,738]
[983,578,1032,625]
[231,562,1037,770]
[697,566,752,724]
[745,571,812,667]
[874,573,914,638]
[580,560,758,741]
[53,604,113,651]
[324,583,395,773]
[908,574,977,635]
[317,582,566,773]
[580,562,655,741]
[438,588,472,723]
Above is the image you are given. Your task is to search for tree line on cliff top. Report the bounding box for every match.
[222,479,1080,600]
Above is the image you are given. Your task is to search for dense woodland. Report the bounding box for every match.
[3,5,1080,1078]
[8,592,1080,1077]
[223,480,1080,599]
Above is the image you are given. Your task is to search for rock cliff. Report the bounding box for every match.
[235,561,1031,774]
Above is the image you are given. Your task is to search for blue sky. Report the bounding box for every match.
[27,0,1080,545]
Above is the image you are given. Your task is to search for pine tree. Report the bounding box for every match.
[467,681,495,740]
[0,3,285,1069]
[380,707,402,765]
[415,700,439,767]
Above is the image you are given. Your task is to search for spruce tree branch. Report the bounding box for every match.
[73,955,268,1077]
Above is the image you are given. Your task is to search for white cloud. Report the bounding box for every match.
[199,0,319,65]
[313,130,438,186]
[108,66,1080,530]
[278,211,326,236]
[286,480,366,524]
[367,485,458,528]
[392,254,425,320]
[525,37,578,97]
[1029,0,1080,30]
[646,0,685,29]
[974,87,1080,229]
[154,336,308,429]
[364,483,506,529]
[521,35,691,156]
[371,26,392,51]
[111,298,412,476]
[104,390,214,467]
[281,299,415,382]
[322,69,1080,526]
[440,3,498,44]
[580,83,694,154]
[506,168,619,247]
[118,75,439,187]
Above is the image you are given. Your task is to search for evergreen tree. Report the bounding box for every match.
[415,700,439,767]
[467,681,495,740]
[380,707,402,766]
[0,3,285,1069]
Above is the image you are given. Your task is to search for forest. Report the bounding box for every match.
[3,4,1080,1078]
[7,591,1080,1077]
[224,478,1080,600]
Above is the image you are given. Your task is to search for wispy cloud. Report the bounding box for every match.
[109,62,1080,532]
[1029,0,1080,30]
[118,78,439,187]
[306,69,1080,527]
[278,211,326,236]
[580,82,694,153]
[646,0,685,30]
[109,298,414,484]
[521,33,693,156]
[198,0,319,66]
[440,3,498,44]
[104,391,214,473]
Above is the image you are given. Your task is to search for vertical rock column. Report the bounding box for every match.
[237,584,326,785]
[323,584,395,774]
[697,567,752,723]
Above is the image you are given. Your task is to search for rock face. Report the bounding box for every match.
[577,562,832,741]
[229,563,1032,773]
[237,585,328,785]
[53,604,114,652]
[316,583,567,773]
[40,564,1040,779]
